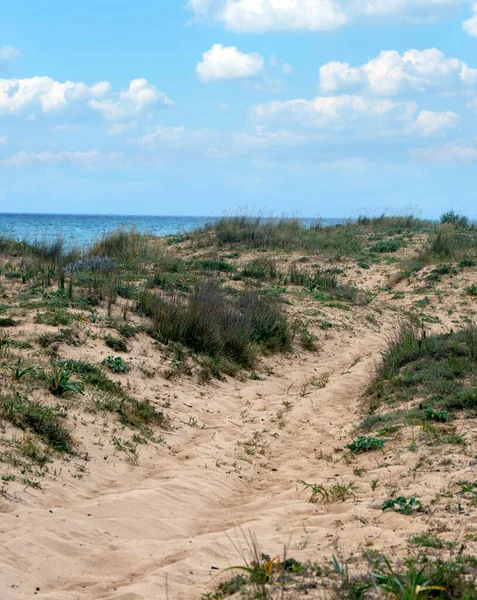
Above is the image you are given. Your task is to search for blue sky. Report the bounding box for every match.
[1,0,477,218]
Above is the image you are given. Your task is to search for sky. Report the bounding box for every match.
[1,0,477,218]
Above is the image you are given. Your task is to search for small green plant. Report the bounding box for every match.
[458,481,477,505]
[300,480,358,503]
[370,239,402,253]
[35,309,78,326]
[466,284,477,297]
[0,317,16,327]
[89,309,100,323]
[346,435,385,454]
[408,533,444,549]
[382,496,423,515]
[102,356,130,373]
[2,359,36,380]
[45,365,85,397]
[105,335,128,353]
[112,436,139,465]
[423,407,449,423]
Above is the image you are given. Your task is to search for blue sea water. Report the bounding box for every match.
[0,213,343,249]
[0,214,215,248]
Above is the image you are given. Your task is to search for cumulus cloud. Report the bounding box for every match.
[254,95,459,138]
[411,110,460,137]
[0,46,20,70]
[90,78,173,120]
[0,76,171,121]
[463,2,477,35]
[0,150,125,168]
[0,77,110,114]
[196,44,264,82]
[255,95,417,130]
[319,48,477,95]
[188,0,464,33]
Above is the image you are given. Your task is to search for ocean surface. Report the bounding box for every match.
[0,213,341,249]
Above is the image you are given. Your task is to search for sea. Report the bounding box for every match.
[0,213,342,249]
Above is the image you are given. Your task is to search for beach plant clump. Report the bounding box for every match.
[60,359,167,430]
[66,256,119,274]
[105,334,128,353]
[346,435,385,454]
[44,365,85,397]
[205,549,477,600]
[382,496,423,515]
[0,392,73,453]
[440,210,470,229]
[362,323,477,440]
[102,355,130,373]
[150,280,291,371]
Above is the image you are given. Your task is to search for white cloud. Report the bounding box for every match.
[319,48,477,95]
[234,129,324,147]
[463,2,477,35]
[409,143,477,163]
[189,0,464,33]
[0,76,110,114]
[0,46,20,70]
[255,95,459,139]
[90,78,173,120]
[0,76,171,121]
[411,110,460,137]
[0,136,7,146]
[195,44,264,82]
[139,126,187,144]
[0,150,124,168]
[255,95,417,131]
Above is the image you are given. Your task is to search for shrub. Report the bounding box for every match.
[440,210,469,228]
[151,281,290,370]
[105,335,128,353]
[242,258,277,280]
[370,239,402,253]
[194,259,235,273]
[66,256,118,274]
[35,309,79,326]
[424,407,449,422]
[466,284,477,297]
[114,283,138,299]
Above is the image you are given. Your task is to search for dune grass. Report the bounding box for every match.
[361,322,477,437]
[151,281,291,370]
[0,393,73,453]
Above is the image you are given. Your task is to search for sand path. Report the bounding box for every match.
[0,320,399,600]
